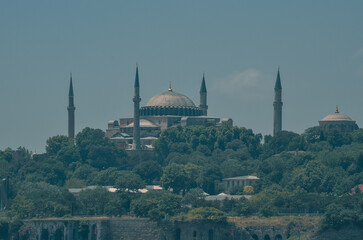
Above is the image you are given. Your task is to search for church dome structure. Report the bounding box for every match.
[140,85,203,117]
[145,91,196,108]
[320,112,353,122]
[319,107,358,133]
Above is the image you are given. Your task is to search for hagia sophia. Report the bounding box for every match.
[105,66,232,150]
[67,66,359,150]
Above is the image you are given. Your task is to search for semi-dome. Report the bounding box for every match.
[145,91,196,108]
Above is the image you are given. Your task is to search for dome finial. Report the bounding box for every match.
[336,105,339,113]
[168,81,172,92]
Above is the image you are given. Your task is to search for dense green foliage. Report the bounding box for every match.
[187,207,227,223]
[1,125,363,234]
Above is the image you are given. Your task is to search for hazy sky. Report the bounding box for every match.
[1,1,363,152]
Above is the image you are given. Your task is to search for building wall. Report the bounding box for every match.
[222,178,259,194]
[319,121,358,134]
[20,219,287,240]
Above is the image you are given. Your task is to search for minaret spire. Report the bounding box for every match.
[132,64,141,150]
[199,73,208,116]
[67,73,75,139]
[273,68,283,136]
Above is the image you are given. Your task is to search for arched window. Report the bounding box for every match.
[41,229,49,240]
[275,234,283,240]
[54,229,63,240]
[208,229,214,240]
[91,224,97,240]
[174,229,181,240]
[193,230,197,240]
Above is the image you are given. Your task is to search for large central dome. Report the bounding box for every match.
[145,90,196,107]
[140,88,202,117]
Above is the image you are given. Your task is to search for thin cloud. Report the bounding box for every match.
[211,69,271,100]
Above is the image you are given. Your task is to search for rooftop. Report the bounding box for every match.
[223,175,260,181]
[320,107,355,122]
[145,90,196,108]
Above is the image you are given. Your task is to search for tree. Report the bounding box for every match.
[184,163,203,191]
[187,207,227,223]
[7,196,36,219]
[46,135,73,156]
[23,158,66,186]
[133,161,162,184]
[288,160,325,193]
[75,128,126,168]
[72,164,97,182]
[0,147,13,162]
[235,198,253,216]
[182,188,206,208]
[201,164,223,194]
[351,128,363,143]
[264,131,304,154]
[258,202,278,217]
[243,186,254,194]
[160,163,187,194]
[9,182,72,218]
[86,145,120,169]
[114,171,145,192]
[326,129,352,148]
[77,187,111,215]
[303,126,324,144]
[93,167,121,185]
[152,136,169,160]
[220,159,245,178]
[131,190,181,220]
[320,203,357,230]
[56,144,80,165]
[104,193,130,216]
[161,163,202,194]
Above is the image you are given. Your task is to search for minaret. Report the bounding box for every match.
[273,68,283,136]
[199,73,208,116]
[67,73,75,139]
[132,64,141,150]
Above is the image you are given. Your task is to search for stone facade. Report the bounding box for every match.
[222,176,260,194]
[19,218,288,240]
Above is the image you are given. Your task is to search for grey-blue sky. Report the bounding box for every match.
[1,1,363,152]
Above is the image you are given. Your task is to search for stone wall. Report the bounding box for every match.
[108,219,162,240]
[19,218,289,240]
[311,225,363,240]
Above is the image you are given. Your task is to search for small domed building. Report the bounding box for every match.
[319,107,358,134]
[107,68,232,149]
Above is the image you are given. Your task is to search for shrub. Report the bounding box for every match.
[187,207,227,223]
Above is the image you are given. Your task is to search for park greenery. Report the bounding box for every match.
[1,125,363,236]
